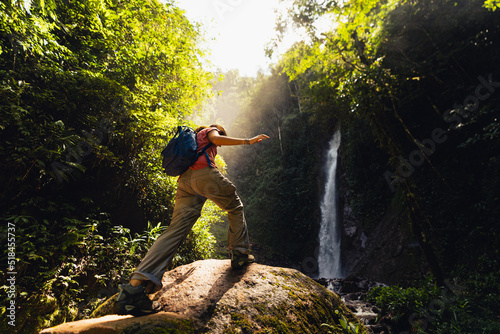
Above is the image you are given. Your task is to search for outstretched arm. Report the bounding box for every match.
[208,129,269,146]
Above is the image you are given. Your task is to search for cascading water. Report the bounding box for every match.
[318,130,343,279]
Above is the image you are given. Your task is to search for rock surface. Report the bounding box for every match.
[41,259,368,334]
[337,161,425,285]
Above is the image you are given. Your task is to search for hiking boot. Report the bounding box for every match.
[114,283,156,317]
[230,250,255,269]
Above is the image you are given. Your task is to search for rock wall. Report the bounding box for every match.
[337,157,426,285]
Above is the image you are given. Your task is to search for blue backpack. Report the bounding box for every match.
[161,126,213,176]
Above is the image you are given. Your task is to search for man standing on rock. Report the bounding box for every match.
[115,124,269,316]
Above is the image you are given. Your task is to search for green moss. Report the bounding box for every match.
[90,293,118,318]
[225,268,370,334]
[254,314,294,334]
[258,293,320,331]
[225,313,255,334]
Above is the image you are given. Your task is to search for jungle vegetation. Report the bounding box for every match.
[1,0,499,333]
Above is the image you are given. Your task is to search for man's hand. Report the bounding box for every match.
[248,134,270,144]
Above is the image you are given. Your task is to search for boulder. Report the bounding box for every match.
[40,259,368,333]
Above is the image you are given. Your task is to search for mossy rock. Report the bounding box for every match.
[40,260,368,334]
[91,292,118,318]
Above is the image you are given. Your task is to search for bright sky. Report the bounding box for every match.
[172,0,298,77]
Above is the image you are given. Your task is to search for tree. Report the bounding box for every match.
[272,0,500,284]
[0,1,216,332]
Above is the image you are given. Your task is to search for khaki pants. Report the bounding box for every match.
[130,167,249,287]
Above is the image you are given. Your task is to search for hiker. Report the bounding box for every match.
[115,124,269,316]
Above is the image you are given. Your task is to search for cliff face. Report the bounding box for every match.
[338,157,426,285]
[40,259,368,334]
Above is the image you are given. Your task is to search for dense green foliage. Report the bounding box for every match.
[367,260,500,333]
[1,0,499,332]
[222,0,500,332]
[273,0,500,273]
[226,0,499,268]
[0,0,222,332]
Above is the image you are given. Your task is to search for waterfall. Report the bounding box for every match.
[318,130,343,279]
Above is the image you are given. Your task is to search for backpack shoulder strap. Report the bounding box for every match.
[198,142,214,167]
